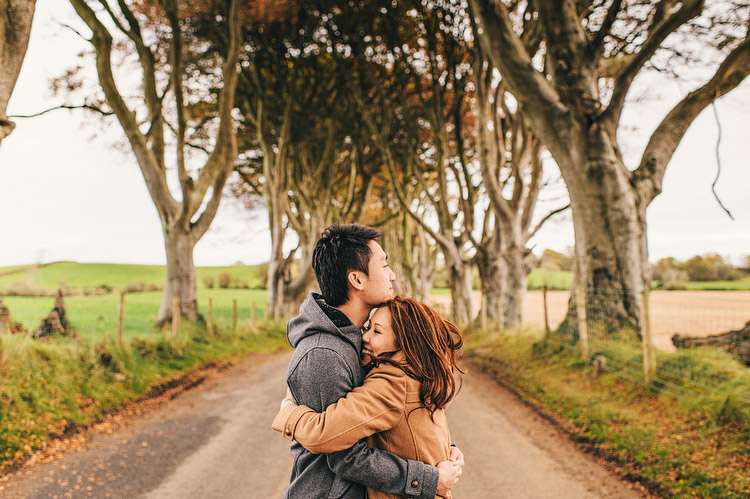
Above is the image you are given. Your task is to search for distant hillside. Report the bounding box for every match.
[0,262,265,291]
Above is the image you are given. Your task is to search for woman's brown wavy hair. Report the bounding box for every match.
[381,296,464,414]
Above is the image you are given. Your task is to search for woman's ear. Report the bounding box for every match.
[347,271,365,291]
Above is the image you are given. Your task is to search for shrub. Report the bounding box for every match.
[203,275,215,289]
[124,281,146,293]
[661,281,688,291]
[218,272,231,289]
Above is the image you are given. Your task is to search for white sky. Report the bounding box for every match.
[1,1,748,268]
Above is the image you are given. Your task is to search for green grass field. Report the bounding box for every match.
[685,278,750,291]
[0,262,264,291]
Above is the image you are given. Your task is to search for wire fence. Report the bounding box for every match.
[0,289,280,345]
[433,288,750,404]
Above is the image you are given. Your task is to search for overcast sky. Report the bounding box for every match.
[1,2,748,268]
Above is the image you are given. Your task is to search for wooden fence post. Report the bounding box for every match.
[575,281,589,359]
[542,286,550,335]
[172,296,180,338]
[497,295,504,331]
[232,299,237,331]
[117,292,125,349]
[480,294,487,331]
[207,298,214,336]
[517,288,524,334]
[641,290,655,383]
[250,301,256,325]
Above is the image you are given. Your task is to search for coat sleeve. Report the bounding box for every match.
[274,364,406,453]
[285,347,439,499]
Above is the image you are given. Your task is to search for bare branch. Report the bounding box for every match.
[709,101,734,220]
[603,0,704,128]
[634,31,750,203]
[527,204,571,241]
[9,103,113,118]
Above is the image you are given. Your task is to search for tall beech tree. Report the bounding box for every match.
[228,6,379,315]
[0,0,36,148]
[471,18,569,329]
[69,0,241,323]
[339,0,478,325]
[470,0,750,332]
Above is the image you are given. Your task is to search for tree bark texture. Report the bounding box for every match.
[157,227,198,321]
[470,0,750,333]
[0,0,35,146]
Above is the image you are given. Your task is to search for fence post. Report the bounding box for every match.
[117,292,125,349]
[517,288,524,334]
[641,289,655,383]
[497,295,504,331]
[575,281,589,359]
[172,296,180,338]
[250,301,256,325]
[480,294,487,331]
[232,299,237,331]
[207,298,215,336]
[542,286,550,335]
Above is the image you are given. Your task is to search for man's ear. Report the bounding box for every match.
[347,271,365,291]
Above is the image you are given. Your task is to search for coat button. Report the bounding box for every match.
[284,428,291,436]
[411,480,419,487]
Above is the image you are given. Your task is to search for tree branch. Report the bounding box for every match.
[527,204,571,241]
[9,103,113,118]
[633,31,750,204]
[603,0,704,129]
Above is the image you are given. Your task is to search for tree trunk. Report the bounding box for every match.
[157,228,199,323]
[447,261,473,327]
[0,0,36,146]
[500,222,527,330]
[266,208,286,317]
[474,229,504,326]
[564,129,648,333]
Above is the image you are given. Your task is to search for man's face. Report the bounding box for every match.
[361,240,396,306]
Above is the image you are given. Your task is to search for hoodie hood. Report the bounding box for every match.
[287,293,363,352]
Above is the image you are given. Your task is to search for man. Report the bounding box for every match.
[282,223,463,498]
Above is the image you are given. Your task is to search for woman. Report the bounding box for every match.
[272,296,464,499]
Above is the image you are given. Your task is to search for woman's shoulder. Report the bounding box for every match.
[366,359,408,378]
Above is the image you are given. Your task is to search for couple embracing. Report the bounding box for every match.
[272,224,465,498]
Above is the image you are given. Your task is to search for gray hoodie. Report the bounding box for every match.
[283,293,439,499]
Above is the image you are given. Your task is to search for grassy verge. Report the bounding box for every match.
[463,330,750,498]
[0,320,291,472]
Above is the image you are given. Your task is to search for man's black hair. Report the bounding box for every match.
[312,223,382,307]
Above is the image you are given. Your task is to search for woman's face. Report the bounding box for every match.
[362,306,399,363]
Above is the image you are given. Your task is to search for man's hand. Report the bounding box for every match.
[449,445,464,468]
[436,459,462,498]
[279,387,295,411]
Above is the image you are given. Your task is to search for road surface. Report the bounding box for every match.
[0,352,643,498]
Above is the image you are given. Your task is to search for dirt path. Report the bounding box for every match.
[0,353,642,499]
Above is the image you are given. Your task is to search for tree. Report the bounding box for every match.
[471,30,569,328]
[0,0,36,148]
[68,0,242,323]
[330,0,478,325]
[470,0,750,332]
[227,6,380,315]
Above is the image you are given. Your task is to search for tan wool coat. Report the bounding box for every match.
[273,352,452,499]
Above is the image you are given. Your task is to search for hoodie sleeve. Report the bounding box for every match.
[274,364,406,453]
[287,346,439,499]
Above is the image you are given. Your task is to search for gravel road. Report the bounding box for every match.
[0,352,643,499]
